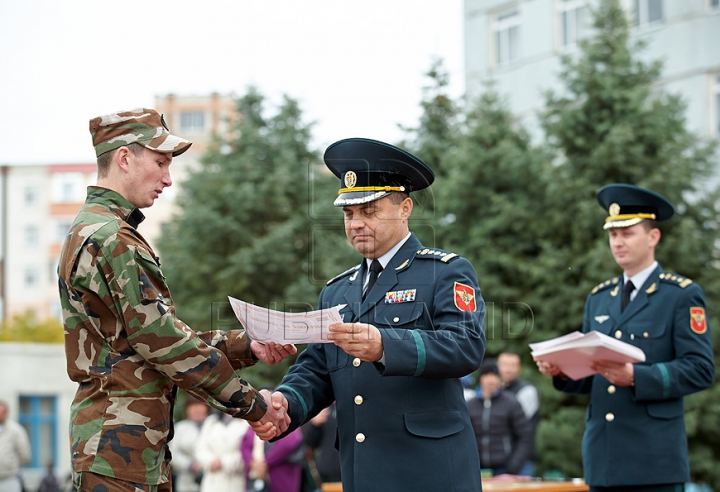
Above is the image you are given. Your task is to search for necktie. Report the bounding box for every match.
[363,259,383,300]
[621,280,635,311]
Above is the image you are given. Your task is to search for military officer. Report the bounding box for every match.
[264,138,486,492]
[58,108,294,492]
[536,184,715,491]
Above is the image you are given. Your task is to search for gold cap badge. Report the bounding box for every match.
[344,171,357,189]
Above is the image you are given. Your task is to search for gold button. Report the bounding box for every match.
[356,433,365,443]
[643,332,649,338]
[353,358,361,367]
[614,330,622,339]
[354,395,364,405]
[605,412,615,422]
[607,385,616,394]
[393,317,400,323]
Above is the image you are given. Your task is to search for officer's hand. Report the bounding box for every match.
[534,359,565,377]
[250,390,290,440]
[310,406,330,426]
[591,360,634,386]
[328,322,383,362]
[251,341,297,365]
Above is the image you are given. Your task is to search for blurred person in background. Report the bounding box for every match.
[497,351,539,476]
[195,410,251,492]
[468,359,532,477]
[302,403,341,486]
[0,401,31,492]
[241,428,305,492]
[170,397,210,492]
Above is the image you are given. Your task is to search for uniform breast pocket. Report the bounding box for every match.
[372,302,427,330]
[136,249,167,305]
[627,320,670,359]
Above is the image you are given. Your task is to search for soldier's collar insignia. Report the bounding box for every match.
[385,289,416,304]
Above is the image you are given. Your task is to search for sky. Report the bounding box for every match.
[0,0,465,165]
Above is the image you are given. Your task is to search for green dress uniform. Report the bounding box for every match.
[275,138,487,492]
[554,184,715,490]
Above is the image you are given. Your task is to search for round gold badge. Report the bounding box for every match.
[609,203,620,216]
[344,170,357,188]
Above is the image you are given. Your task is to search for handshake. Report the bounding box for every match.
[249,389,291,440]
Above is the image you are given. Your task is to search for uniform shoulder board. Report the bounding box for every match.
[415,248,460,263]
[590,276,621,295]
[327,264,361,286]
[659,272,694,289]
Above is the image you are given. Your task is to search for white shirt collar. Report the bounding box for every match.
[365,232,412,271]
[624,260,658,299]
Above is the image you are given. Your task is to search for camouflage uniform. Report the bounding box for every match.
[58,187,267,486]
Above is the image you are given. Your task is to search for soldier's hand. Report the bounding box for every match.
[251,390,290,440]
[534,359,565,377]
[251,341,297,365]
[591,360,634,386]
[328,322,384,362]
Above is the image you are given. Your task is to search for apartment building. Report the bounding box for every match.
[464,0,720,140]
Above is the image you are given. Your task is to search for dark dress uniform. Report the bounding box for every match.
[275,139,486,492]
[554,184,715,490]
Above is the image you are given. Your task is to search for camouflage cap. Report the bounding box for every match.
[89,108,192,158]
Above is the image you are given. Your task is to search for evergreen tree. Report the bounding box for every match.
[399,59,463,247]
[535,0,720,483]
[438,87,551,349]
[158,87,354,387]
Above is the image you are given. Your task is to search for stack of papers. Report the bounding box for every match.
[530,331,646,380]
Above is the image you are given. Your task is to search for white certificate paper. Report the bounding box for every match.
[228,296,344,344]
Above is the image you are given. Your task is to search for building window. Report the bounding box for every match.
[49,258,59,283]
[25,266,39,288]
[25,226,39,248]
[633,0,663,26]
[25,185,38,206]
[52,172,84,203]
[493,9,520,66]
[19,396,58,468]
[180,111,205,132]
[559,0,591,46]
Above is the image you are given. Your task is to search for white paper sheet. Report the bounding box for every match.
[228,296,344,344]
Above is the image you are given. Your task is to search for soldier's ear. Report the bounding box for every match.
[649,227,661,247]
[114,147,131,173]
[400,196,413,219]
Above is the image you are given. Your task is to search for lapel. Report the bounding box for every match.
[614,265,662,329]
[341,265,363,321]
[355,234,421,320]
